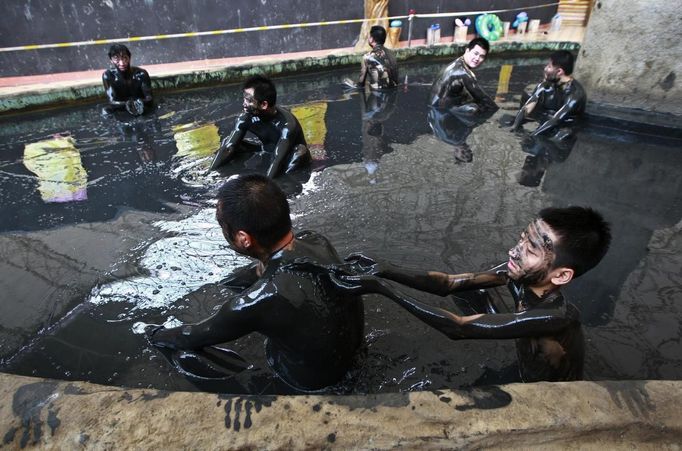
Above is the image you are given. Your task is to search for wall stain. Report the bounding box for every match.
[10,382,59,447]
[221,395,276,431]
[454,386,513,411]
[140,390,171,401]
[659,72,675,92]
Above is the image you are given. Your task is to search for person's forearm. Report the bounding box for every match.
[382,286,481,339]
[381,267,505,296]
[267,138,291,178]
[531,118,559,136]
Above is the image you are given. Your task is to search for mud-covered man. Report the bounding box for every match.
[209,75,310,178]
[147,174,364,391]
[430,37,497,115]
[102,44,153,116]
[344,25,399,91]
[341,206,611,382]
[511,50,586,139]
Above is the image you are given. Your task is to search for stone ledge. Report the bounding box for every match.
[1,372,679,449]
[586,101,682,138]
[0,41,579,115]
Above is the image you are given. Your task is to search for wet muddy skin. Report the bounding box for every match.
[209,106,310,177]
[102,65,154,116]
[0,56,681,394]
[148,230,364,392]
[430,56,498,115]
[354,44,399,91]
[512,77,586,138]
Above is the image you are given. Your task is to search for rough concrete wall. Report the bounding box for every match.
[0,0,363,77]
[1,373,681,449]
[575,0,682,115]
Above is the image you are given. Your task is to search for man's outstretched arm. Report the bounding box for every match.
[148,282,270,350]
[344,254,506,296]
[330,274,572,340]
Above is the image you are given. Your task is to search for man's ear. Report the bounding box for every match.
[550,267,574,286]
[259,100,270,111]
[233,230,254,249]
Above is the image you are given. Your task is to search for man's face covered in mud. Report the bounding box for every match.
[242,88,265,115]
[543,60,562,82]
[110,52,130,73]
[507,219,559,286]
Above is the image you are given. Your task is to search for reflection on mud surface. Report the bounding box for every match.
[0,57,680,393]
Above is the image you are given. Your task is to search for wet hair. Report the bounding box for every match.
[549,50,575,75]
[467,37,490,54]
[216,174,291,249]
[108,44,131,59]
[539,206,611,278]
[370,25,387,45]
[243,75,277,106]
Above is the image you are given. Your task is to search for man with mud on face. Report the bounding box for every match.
[102,44,153,116]
[147,174,364,392]
[208,75,311,178]
[430,37,498,115]
[511,50,586,139]
[341,207,611,382]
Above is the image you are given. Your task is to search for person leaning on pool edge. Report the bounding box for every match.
[430,37,498,115]
[209,75,311,177]
[102,44,153,116]
[339,206,611,382]
[147,174,364,391]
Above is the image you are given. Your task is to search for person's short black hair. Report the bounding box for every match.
[216,174,291,249]
[549,50,575,75]
[370,25,387,45]
[108,44,131,59]
[243,75,277,106]
[539,206,611,278]
[467,37,490,54]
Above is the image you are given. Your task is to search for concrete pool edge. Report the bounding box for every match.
[1,372,679,449]
[0,41,579,115]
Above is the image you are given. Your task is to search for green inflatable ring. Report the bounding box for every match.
[475,13,503,41]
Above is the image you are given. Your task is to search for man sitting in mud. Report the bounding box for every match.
[102,44,153,116]
[147,174,364,391]
[209,75,311,178]
[511,50,586,139]
[343,25,399,91]
[430,37,497,115]
[340,206,611,382]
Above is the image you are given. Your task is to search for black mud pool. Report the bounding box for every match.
[1,56,680,394]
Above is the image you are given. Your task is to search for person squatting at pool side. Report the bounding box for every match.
[340,206,611,382]
[343,25,399,91]
[146,174,364,391]
[102,44,153,116]
[209,75,311,177]
[430,37,498,115]
[511,50,586,139]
